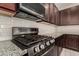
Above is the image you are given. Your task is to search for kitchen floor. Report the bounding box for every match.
[60,48,79,56]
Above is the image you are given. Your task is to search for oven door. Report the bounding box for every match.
[41,44,57,56]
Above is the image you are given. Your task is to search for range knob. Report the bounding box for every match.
[46,41,50,46]
[50,39,55,44]
[34,46,40,53]
[39,44,45,50]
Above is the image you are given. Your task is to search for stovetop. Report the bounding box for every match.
[13,35,52,46]
[11,27,55,55]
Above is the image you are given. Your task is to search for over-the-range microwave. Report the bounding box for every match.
[15,3,45,21]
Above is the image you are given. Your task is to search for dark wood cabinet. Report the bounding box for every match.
[44,3,54,23]
[0,3,17,11]
[49,4,59,25]
[70,6,79,25]
[55,34,79,52]
[49,4,55,23]
[44,3,50,22]
[54,4,60,25]
[59,9,70,25]
[60,5,79,25]
[55,35,63,56]
[44,3,59,25]
[44,4,79,25]
[65,34,79,51]
[0,3,17,16]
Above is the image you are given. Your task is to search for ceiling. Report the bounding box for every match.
[55,3,79,10]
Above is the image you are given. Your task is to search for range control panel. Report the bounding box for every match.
[27,38,55,56]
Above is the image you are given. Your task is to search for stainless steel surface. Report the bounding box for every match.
[39,44,45,50]
[46,41,50,46]
[50,39,55,44]
[20,3,44,18]
[12,27,38,35]
[12,27,55,56]
[34,46,40,53]
[27,39,55,56]
[41,45,55,56]
[15,3,45,21]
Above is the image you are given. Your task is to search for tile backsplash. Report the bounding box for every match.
[58,25,79,35]
[2,15,79,41]
[0,15,57,41]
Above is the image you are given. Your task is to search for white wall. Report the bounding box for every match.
[55,3,79,10]
[1,15,79,41]
[57,25,79,35]
[0,15,58,41]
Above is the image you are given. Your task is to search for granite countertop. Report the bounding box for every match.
[0,40,27,56]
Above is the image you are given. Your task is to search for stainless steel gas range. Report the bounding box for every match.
[12,27,57,56]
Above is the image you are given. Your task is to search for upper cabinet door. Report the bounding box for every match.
[48,4,59,25]
[70,6,79,25]
[0,3,17,16]
[53,4,60,25]
[60,5,79,25]
[44,3,60,25]
[44,3,50,22]
[60,9,71,25]
[0,3,17,11]
[49,4,54,23]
